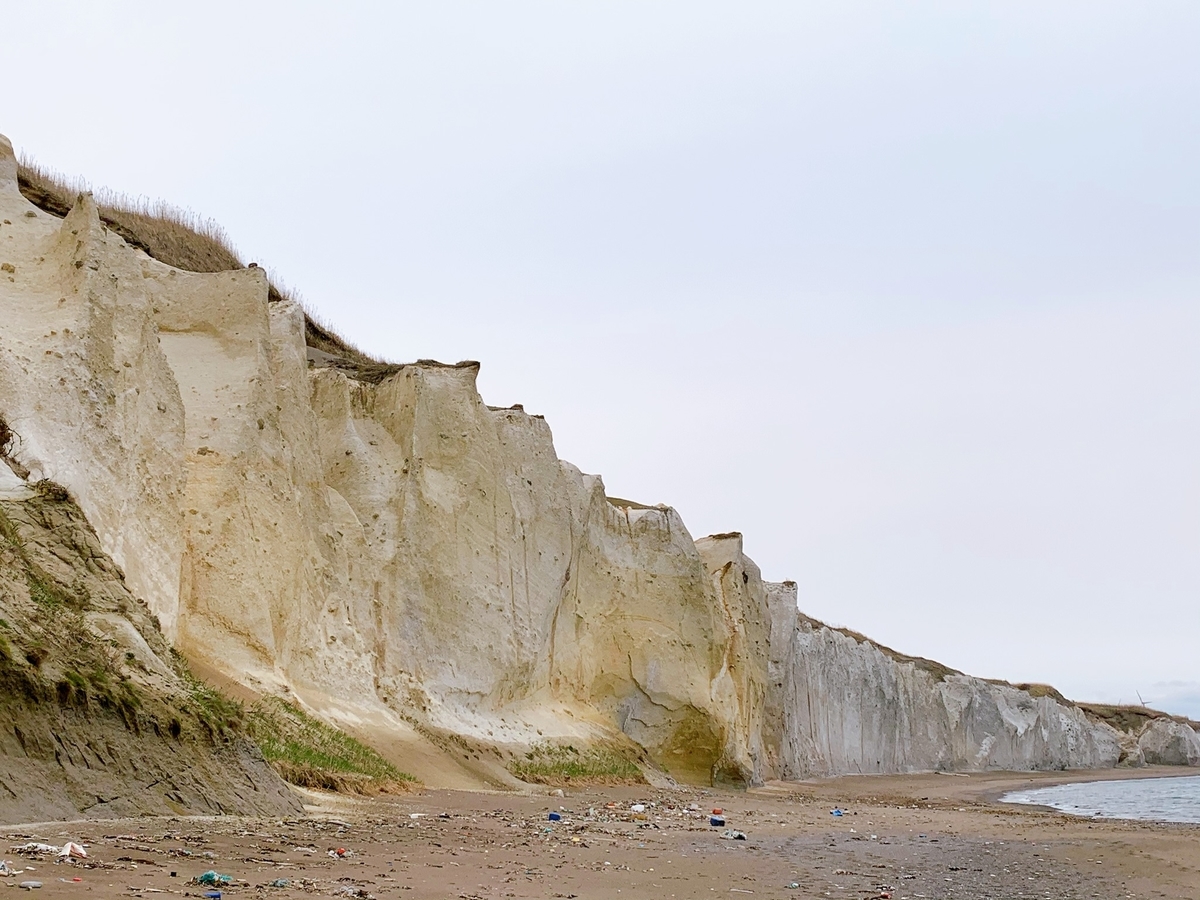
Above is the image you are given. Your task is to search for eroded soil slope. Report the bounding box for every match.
[0,483,299,822]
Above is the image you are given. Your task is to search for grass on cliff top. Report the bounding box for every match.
[790,617,1197,734]
[797,612,962,683]
[245,696,416,794]
[509,742,644,786]
[16,158,402,383]
[798,620,1195,731]
[1076,702,1200,734]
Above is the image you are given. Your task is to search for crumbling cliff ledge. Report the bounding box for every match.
[0,132,1195,794]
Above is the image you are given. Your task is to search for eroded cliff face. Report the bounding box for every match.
[0,134,765,785]
[305,365,769,784]
[764,583,1123,775]
[1,132,1188,788]
[1135,719,1200,767]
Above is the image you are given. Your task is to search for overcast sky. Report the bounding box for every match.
[5,2,1197,716]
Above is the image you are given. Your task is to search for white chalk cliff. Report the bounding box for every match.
[0,134,1191,785]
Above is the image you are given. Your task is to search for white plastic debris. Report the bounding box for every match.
[58,843,87,860]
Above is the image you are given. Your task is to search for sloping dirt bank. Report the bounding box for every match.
[0,490,299,822]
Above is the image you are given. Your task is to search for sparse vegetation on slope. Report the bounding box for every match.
[1077,702,1200,734]
[171,651,246,736]
[16,159,401,383]
[245,696,417,793]
[0,482,300,820]
[509,741,644,786]
[0,488,217,735]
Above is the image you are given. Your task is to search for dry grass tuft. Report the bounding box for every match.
[799,613,961,683]
[17,160,243,273]
[245,696,417,794]
[1077,702,1200,734]
[17,158,397,382]
[509,741,645,786]
[1012,682,1071,704]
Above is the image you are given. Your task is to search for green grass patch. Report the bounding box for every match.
[245,696,415,793]
[0,507,23,549]
[509,742,644,786]
[64,669,87,691]
[25,570,61,608]
[170,652,244,734]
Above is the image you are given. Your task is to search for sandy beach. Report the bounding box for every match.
[2,768,1196,900]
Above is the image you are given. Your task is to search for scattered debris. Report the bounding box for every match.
[194,871,233,886]
[332,887,372,898]
[721,829,747,841]
[58,843,87,860]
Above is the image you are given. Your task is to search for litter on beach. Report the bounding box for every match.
[9,845,58,856]
[194,871,232,886]
[58,843,87,860]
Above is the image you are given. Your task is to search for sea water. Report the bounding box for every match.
[1002,774,1200,824]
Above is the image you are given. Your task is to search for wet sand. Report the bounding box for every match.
[3,767,1197,900]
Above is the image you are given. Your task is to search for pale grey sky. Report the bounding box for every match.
[5,2,1198,715]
